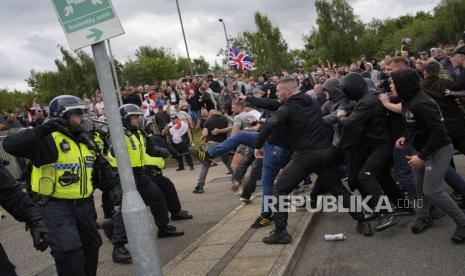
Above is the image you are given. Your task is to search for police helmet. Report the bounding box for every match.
[120,104,144,130]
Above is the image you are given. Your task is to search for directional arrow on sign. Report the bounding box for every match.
[64,5,74,17]
[86,28,103,42]
[91,0,103,5]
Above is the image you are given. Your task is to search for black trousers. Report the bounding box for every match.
[241,158,263,200]
[172,141,193,169]
[273,147,364,230]
[111,206,127,246]
[150,173,182,214]
[310,145,367,200]
[101,189,113,219]
[134,173,170,227]
[358,144,403,210]
[0,244,16,276]
[448,125,465,155]
[39,198,102,276]
[111,172,175,245]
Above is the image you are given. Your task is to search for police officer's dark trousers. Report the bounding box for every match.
[134,171,170,227]
[0,244,16,276]
[39,198,102,276]
[150,173,182,214]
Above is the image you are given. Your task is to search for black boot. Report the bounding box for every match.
[171,210,193,221]
[263,229,292,244]
[112,246,132,264]
[356,221,373,236]
[158,225,184,238]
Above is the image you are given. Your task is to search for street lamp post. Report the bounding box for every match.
[219,18,230,71]
[175,0,194,77]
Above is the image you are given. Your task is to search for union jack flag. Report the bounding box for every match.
[228,47,256,71]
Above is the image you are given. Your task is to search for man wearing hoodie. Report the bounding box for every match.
[336,72,406,232]
[319,78,365,196]
[392,69,465,242]
[259,78,371,244]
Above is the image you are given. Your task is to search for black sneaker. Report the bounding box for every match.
[171,210,193,221]
[189,149,212,166]
[190,166,194,171]
[451,226,465,243]
[112,246,132,264]
[374,213,397,232]
[176,167,185,171]
[251,214,274,228]
[158,225,184,238]
[356,221,373,236]
[411,217,433,234]
[263,229,292,244]
[393,207,416,216]
[193,186,204,193]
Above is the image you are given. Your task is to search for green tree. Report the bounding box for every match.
[304,0,364,64]
[192,56,210,75]
[0,89,35,112]
[121,46,179,85]
[26,46,98,104]
[230,12,293,74]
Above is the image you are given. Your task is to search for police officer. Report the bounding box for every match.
[3,95,115,276]
[0,159,49,276]
[107,104,184,238]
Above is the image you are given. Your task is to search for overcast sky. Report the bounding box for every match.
[0,0,440,91]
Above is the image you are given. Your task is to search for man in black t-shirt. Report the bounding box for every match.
[193,110,233,193]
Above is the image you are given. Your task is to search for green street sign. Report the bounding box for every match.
[51,0,124,50]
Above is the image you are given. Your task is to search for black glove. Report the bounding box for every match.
[109,186,123,206]
[37,118,69,136]
[26,213,50,252]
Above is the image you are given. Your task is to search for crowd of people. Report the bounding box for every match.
[2,38,465,275]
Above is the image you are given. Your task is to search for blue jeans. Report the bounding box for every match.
[262,142,290,214]
[207,131,258,158]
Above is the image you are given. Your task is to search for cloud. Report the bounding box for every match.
[1,0,436,90]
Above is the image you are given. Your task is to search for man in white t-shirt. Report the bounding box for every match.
[141,94,156,117]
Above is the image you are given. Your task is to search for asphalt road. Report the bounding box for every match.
[0,164,240,276]
[292,155,465,276]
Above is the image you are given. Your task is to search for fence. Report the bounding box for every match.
[0,128,22,178]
